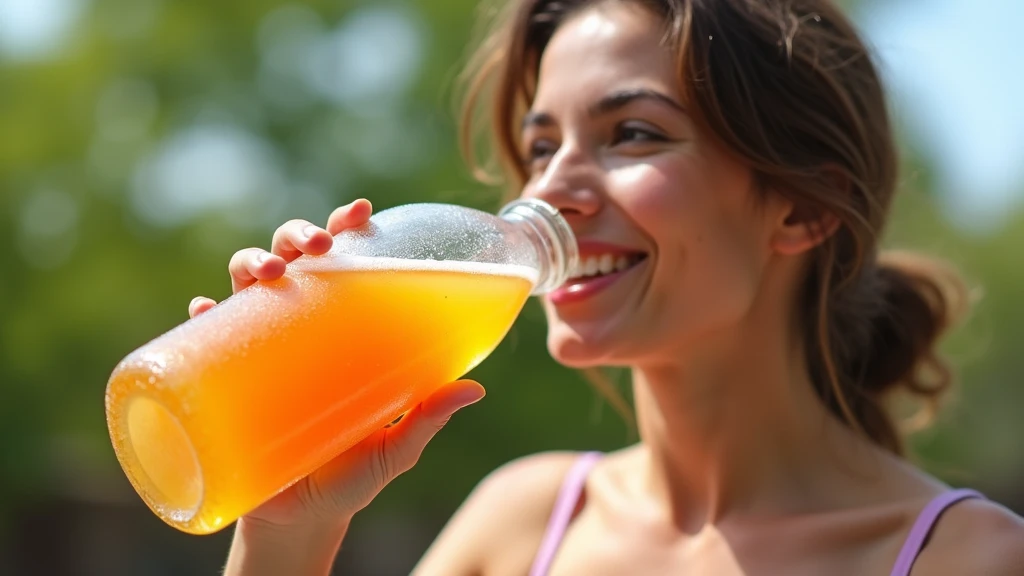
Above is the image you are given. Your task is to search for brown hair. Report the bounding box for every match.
[457,0,971,454]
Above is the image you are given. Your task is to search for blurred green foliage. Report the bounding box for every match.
[0,0,1021,573]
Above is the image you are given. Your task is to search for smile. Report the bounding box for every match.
[549,243,648,305]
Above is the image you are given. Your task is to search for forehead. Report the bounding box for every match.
[533,4,680,106]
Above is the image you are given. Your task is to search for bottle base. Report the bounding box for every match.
[123,395,203,526]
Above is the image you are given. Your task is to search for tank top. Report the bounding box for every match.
[528,451,984,576]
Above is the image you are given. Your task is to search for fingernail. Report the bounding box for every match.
[257,252,271,264]
[302,225,319,238]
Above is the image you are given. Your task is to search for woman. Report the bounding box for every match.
[191,0,1024,574]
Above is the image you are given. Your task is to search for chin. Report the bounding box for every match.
[545,320,632,369]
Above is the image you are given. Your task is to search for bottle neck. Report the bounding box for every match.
[498,199,579,295]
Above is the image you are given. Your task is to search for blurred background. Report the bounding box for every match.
[1,0,1022,573]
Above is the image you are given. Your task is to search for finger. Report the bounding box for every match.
[228,247,287,293]
[189,296,217,318]
[270,219,333,262]
[326,199,373,236]
[380,380,485,478]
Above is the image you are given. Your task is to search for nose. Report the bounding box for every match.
[524,145,603,220]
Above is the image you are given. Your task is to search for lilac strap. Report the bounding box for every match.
[528,451,603,576]
[889,488,984,576]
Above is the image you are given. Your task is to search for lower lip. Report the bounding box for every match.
[547,263,642,305]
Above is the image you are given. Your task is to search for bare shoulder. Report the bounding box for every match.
[475,450,583,510]
[412,451,584,576]
[914,497,1024,575]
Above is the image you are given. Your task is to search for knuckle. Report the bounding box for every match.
[227,253,245,272]
[243,250,264,268]
[372,433,392,487]
[295,477,338,522]
[329,206,351,223]
[285,219,311,233]
[229,248,263,276]
[432,415,451,433]
[383,432,420,480]
[389,450,416,478]
[270,227,289,245]
[233,247,258,260]
[294,476,318,509]
[307,478,334,518]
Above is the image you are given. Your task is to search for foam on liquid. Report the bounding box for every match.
[292,253,541,286]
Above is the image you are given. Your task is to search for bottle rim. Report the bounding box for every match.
[498,198,579,294]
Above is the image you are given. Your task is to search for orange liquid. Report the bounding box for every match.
[105,256,535,534]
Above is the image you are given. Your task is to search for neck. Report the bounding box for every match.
[630,311,880,532]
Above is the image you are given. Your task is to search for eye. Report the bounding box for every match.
[612,123,668,145]
[523,138,558,167]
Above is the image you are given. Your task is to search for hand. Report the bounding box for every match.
[188,198,374,313]
[190,198,487,530]
[221,384,484,576]
[233,379,485,529]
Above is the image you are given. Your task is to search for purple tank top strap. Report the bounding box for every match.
[529,451,603,576]
[889,488,985,576]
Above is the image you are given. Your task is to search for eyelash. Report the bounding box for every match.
[523,123,669,164]
[525,140,557,163]
[613,124,667,144]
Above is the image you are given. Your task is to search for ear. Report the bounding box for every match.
[769,197,841,256]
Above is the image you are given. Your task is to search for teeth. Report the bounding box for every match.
[569,253,642,279]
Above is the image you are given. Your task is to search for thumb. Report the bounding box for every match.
[380,380,485,479]
[420,379,486,421]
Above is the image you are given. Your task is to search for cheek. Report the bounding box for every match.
[614,162,765,330]
[676,229,762,318]
[607,163,684,231]
[608,160,720,250]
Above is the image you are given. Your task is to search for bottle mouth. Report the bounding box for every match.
[498,198,579,294]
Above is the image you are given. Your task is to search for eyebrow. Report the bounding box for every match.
[521,88,686,130]
[590,88,686,116]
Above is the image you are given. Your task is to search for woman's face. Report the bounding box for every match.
[519,3,793,368]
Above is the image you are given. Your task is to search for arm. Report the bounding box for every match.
[224,517,350,576]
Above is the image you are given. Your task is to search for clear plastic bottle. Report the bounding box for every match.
[104,198,577,535]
